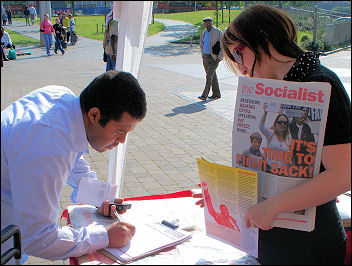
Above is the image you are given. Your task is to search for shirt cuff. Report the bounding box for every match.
[86,224,109,249]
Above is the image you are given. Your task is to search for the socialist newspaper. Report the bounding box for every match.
[232,76,331,232]
[197,158,259,258]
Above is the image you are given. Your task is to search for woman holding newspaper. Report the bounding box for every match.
[194,4,350,265]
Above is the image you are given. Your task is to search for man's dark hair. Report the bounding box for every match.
[80,70,147,127]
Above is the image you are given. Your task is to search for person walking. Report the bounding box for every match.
[53,18,65,55]
[198,16,223,101]
[6,9,12,25]
[40,14,55,56]
[29,6,37,25]
[24,7,30,26]
[103,19,118,71]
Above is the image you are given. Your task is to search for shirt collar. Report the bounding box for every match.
[284,52,320,81]
[71,97,89,154]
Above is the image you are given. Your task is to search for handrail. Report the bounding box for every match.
[1,225,22,265]
[191,26,200,47]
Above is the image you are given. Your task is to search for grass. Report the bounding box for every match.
[12,10,311,46]
[13,16,165,42]
[3,28,40,46]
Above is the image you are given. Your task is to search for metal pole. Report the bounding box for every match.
[39,1,51,47]
[216,1,218,28]
[313,2,318,50]
[104,1,106,26]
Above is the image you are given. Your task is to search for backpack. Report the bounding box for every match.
[7,48,16,60]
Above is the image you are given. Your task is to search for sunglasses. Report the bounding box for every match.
[231,43,246,65]
[276,120,288,125]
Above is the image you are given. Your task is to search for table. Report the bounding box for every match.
[63,190,260,265]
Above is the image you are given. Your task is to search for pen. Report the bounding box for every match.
[114,210,123,222]
[161,220,179,229]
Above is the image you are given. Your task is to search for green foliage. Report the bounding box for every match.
[3,28,40,46]
[300,34,310,42]
[332,6,351,15]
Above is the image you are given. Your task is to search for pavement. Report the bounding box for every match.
[1,18,351,265]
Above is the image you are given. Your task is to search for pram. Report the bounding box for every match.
[61,27,68,49]
[70,31,78,46]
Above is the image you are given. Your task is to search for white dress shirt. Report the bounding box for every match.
[1,31,12,47]
[1,86,109,261]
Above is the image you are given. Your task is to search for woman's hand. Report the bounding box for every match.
[243,198,279,230]
[193,183,205,208]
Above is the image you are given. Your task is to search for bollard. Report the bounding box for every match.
[102,24,104,34]
[96,24,98,33]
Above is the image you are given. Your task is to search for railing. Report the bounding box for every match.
[1,225,22,265]
[191,26,200,46]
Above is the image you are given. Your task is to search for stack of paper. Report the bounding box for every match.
[67,204,192,263]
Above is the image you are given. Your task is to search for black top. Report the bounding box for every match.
[53,24,65,40]
[258,52,351,265]
[24,9,30,16]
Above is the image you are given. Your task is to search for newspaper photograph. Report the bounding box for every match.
[197,158,259,258]
[232,76,331,232]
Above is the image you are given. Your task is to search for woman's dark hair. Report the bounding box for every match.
[80,70,147,127]
[272,114,290,138]
[222,4,305,75]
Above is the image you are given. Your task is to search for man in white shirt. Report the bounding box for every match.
[28,6,37,25]
[1,71,147,262]
[1,27,13,49]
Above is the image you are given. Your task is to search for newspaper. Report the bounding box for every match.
[232,76,331,232]
[196,158,259,258]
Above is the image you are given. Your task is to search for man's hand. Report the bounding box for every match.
[111,54,116,63]
[97,198,127,218]
[106,221,136,248]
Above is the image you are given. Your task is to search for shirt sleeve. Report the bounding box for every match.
[67,154,98,203]
[8,149,108,260]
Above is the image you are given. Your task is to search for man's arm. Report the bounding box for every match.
[110,34,117,62]
[9,151,109,260]
[202,183,217,218]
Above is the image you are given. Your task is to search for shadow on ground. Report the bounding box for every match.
[144,43,199,56]
[164,101,208,117]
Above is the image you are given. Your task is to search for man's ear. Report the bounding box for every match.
[87,107,101,125]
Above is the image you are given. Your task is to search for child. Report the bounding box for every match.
[242,132,263,158]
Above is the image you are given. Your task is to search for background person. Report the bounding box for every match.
[1,70,146,263]
[198,16,223,101]
[103,19,118,71]
[29,6,37,25]
[68,14,75,45]
[40,14,55,56]
[259,105,292,174]
[6,9,12,25]
[62,13,70,43]
[24,7,30,26]
[195,4,351,265]
[53,18,65,55]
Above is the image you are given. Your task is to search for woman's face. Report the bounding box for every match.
[227,41,256,77]
[275,116,289,135]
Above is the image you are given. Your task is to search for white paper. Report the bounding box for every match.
[75,178,118,207]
